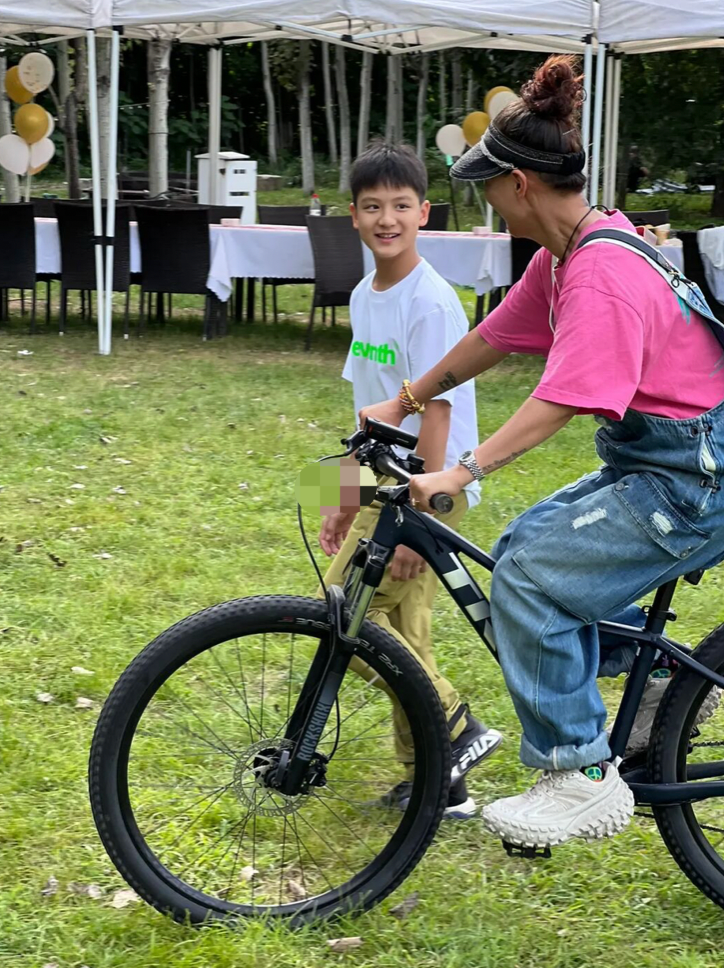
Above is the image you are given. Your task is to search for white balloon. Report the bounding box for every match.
[435,124,467,158]
[45,111,55,138]
[29,137,55,169]
[487,90,519,120]
[0,133,30,175]
[18,51,55,95]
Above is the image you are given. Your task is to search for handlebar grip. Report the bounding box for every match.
[430,493,453,514]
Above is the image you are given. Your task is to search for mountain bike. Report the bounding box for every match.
[89,417,724,925]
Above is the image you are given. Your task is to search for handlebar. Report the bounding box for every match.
[370,443,454,515]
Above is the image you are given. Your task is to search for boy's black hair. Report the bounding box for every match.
[350,141,428,204]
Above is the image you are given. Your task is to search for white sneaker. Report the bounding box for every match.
[626,676,721,754]
[481,762,634,848]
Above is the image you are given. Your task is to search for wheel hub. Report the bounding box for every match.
[232,739,328,816]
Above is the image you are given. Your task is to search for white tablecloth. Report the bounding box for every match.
[32,219,724,307]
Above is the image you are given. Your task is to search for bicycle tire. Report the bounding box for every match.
[89,595,451,925]
[649,624,724,909]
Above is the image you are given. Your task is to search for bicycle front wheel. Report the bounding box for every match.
[89,595,450,925]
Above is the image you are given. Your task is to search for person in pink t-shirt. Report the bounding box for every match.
[359,54,724,850]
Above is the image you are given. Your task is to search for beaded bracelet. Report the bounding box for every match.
[398,379,426,415]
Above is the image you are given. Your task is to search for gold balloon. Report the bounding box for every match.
[5,66,33,105]
[14,103,49,145]
[462,111,490,147]
[484,85,514,114]
[29,162,48,176]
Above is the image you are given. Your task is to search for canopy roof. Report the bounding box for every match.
[599,0,724,45]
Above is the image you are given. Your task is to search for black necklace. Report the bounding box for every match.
[560,205,594,264]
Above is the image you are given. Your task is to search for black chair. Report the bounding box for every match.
[421,203,450,231]
[0,203,37,330]
[623,209,669,227]
[30,196,57,218]
[679,231,724,322]
[54,201,132,337]
[206,205,243,224]
[135,204,222,339]
[485,237,541,316]
[305,215,364,350]
[257,204,327,324]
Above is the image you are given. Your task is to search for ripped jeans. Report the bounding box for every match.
[489,404,724,771]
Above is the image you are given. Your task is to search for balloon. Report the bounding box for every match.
[29,138,55,171]
[45,112,55,138]
[0,134,30,175]
[15,103,49,144]
[4,65,32,105]
[462,111,490,147]
[29,162,49,176]
[488,90,519,120]
[435,124,466,158]
[18,51,55,95]
[484,85,514,114]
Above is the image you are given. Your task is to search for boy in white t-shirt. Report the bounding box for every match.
[319,142,502,819]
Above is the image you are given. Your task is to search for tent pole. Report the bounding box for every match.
[589,42,607,208]
[610,54,622,210]
[103,27,121,354]
[207,46,222,204]
[603,50,614,208]
[581,34,593,179]
[86,29,105,352]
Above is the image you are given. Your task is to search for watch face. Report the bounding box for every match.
[460,451,473,461]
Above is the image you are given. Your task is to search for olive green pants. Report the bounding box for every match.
[319,486,469,771]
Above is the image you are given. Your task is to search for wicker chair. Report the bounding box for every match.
[54,201,132,337]
[305,215,364,350]
[623,209,669,227]
[679,231,724,323]
[258,204,327,324]
[135,205,222,339]
[421,203,450,231]
[0,203,37,330]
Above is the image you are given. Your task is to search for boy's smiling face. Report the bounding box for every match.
[351,184,430,261]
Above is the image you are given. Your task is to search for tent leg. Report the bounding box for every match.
[103,26,122,357]
[589,42,607,208]
[609,54,623,209]
[581,35,593,180]
[603,50,614,209]
[86,29,106,355]
[207,47,222,205]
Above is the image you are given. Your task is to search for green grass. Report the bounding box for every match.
[2,313,724,967]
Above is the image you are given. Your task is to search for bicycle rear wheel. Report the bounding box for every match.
[89,595,450,925]
[649,624,724,909]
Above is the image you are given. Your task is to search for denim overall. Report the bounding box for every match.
[488,231,724,771]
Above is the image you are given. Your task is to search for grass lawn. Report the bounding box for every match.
[2,311,724,968]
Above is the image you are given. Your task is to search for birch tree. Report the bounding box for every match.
[148,38,171,197]
[0,55,20,202]
[297,41,315,193]
[385,55,403,142]
[451,50,463,122]
[321,42,338,167]
[260,42,277,165]
[415,53,430,160]
[336,46,351,191]
[357,51,373,156]
[438,51,447,124]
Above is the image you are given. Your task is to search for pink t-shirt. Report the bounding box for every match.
[478,211,724,420]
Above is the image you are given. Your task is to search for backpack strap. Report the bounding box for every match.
[576,227,724,352]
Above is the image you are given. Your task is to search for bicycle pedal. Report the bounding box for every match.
[502,840,552,860]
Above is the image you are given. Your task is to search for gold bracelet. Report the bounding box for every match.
[399,379,425,414]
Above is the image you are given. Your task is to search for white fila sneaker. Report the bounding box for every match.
[450,710,503,783]
[481,762,634,848]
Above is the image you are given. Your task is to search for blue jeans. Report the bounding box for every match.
[490,402,724,771]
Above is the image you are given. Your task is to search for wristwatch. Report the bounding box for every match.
[458,450,485,482]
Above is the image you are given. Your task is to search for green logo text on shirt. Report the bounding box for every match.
[351,341,396,365]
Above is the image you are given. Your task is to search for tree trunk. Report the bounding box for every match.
[95,36,112,197]
[0,55,20,202]
[451,50,463,122]
[336,46,351,192]
[297,41,315,193]
[385,56,395,141]
[357,51,373,156]
[261,42,277,166]
[416,53,430,160]
[395,56,404,142]
[463,68,478,205]
[438,51,447,124]
[321,42,338,167]
[148,38,171,197]
[712,174,724,219]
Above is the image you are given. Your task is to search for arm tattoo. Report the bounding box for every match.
[479,447,529,476]
[438,370,458,392]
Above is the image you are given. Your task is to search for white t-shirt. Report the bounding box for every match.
[342,258,481,508]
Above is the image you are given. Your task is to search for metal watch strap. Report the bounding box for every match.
[458,452,485,482]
